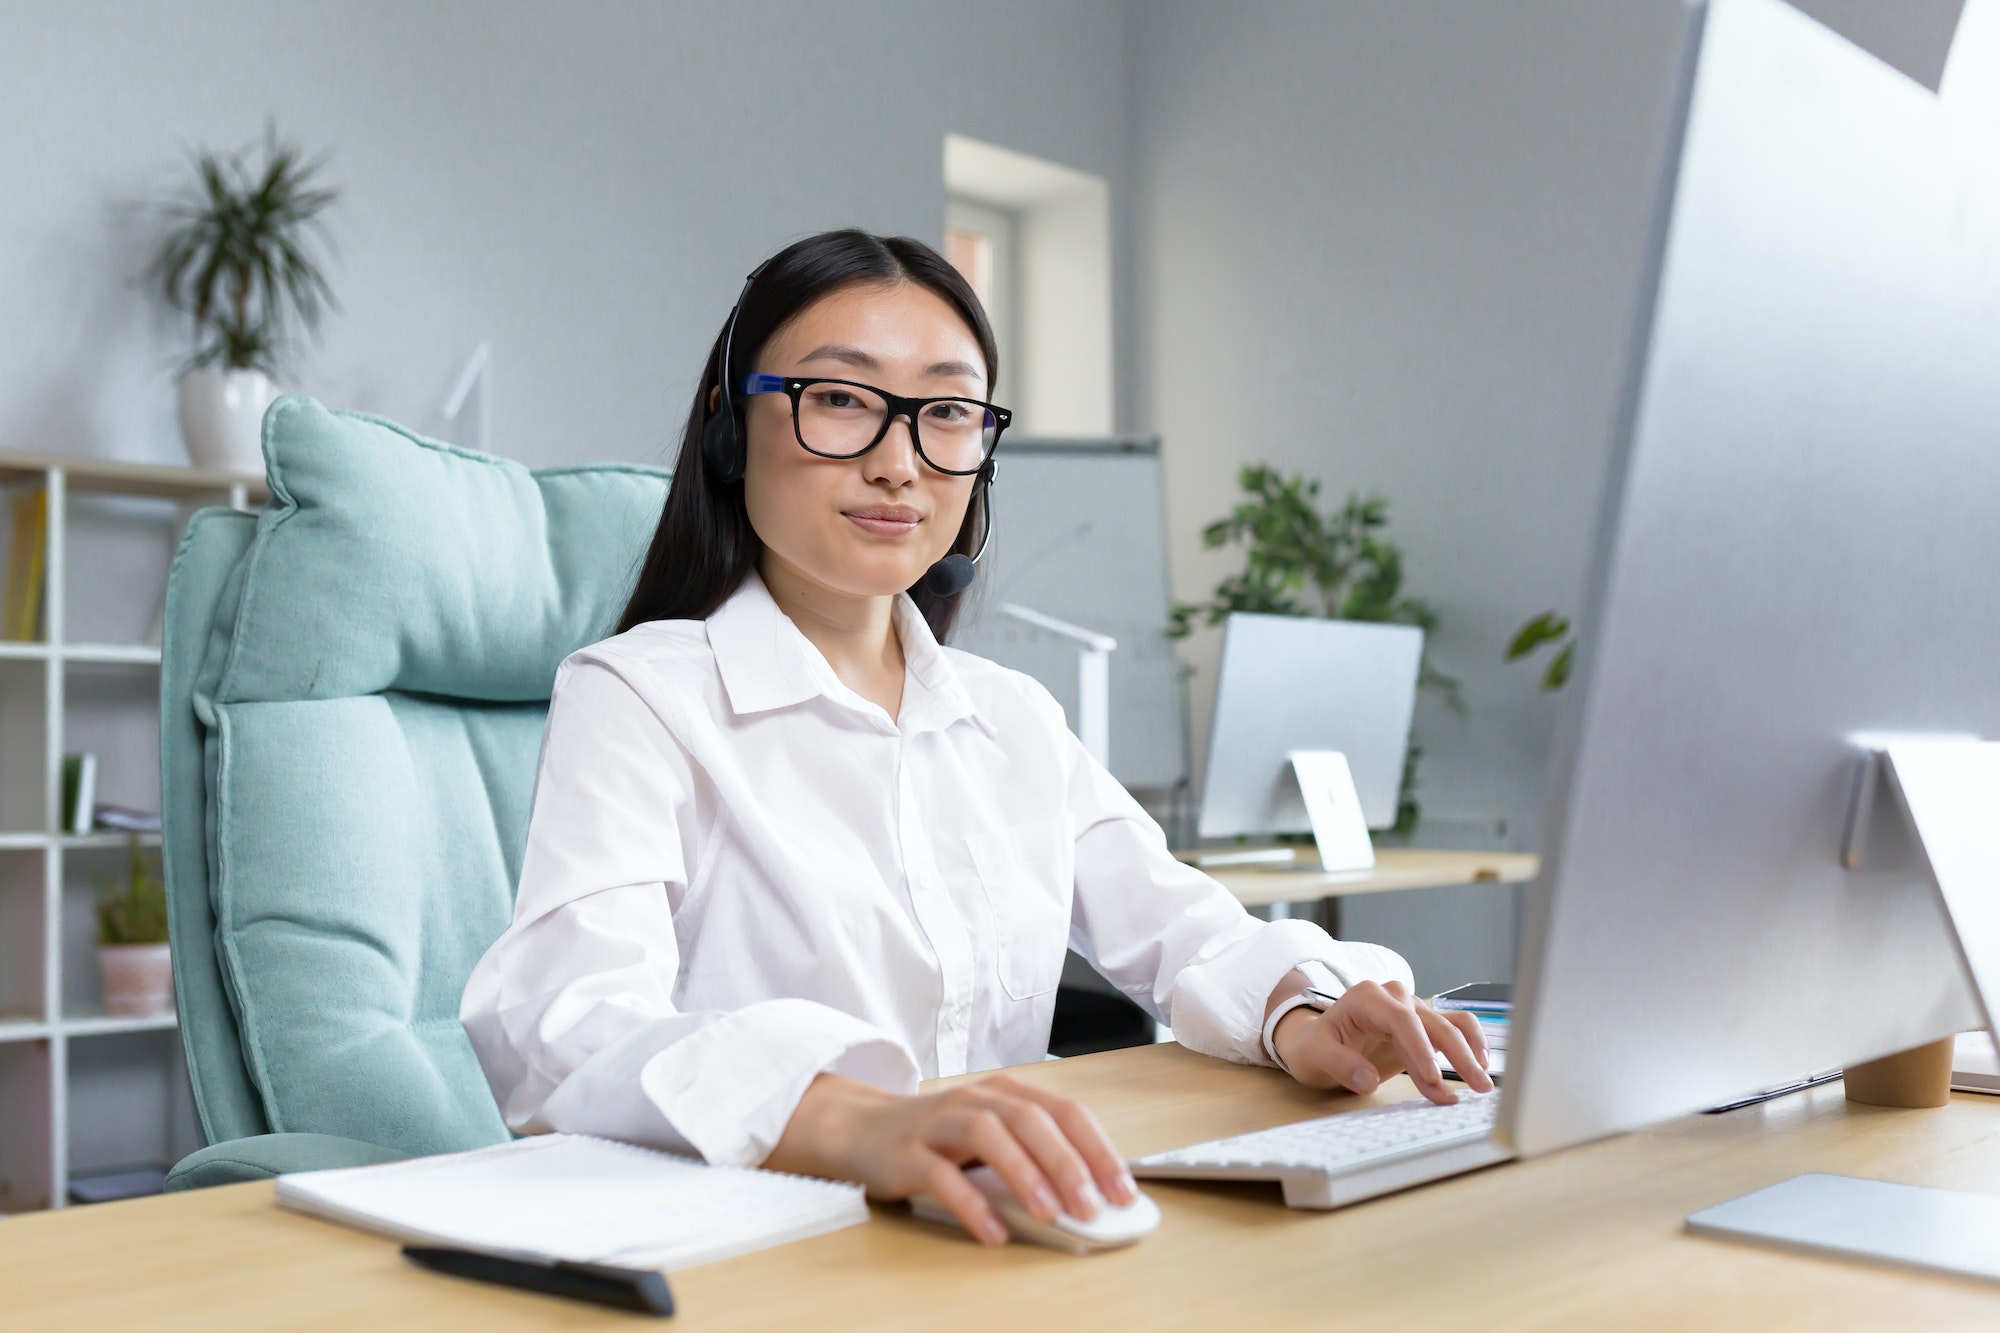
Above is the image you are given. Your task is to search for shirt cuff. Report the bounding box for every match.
[1168,919,1416,1068]
[537,998,920,1167]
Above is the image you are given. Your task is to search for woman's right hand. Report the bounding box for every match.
[763,1071,1137,1246]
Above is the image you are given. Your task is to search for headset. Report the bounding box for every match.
[699,260,996,597]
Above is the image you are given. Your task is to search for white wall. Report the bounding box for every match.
[1131,0,1965,990]
[0,0,1137,472]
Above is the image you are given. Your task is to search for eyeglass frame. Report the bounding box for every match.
[738,373,1011,477]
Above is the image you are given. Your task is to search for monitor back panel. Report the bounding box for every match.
[1506,0,2000,1157]
[1198,613,1423,836]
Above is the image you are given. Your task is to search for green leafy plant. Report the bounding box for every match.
[95,839,168,947]
[147,121,340,377]
[1170,464,1462,835]
[1506,610,1575,691]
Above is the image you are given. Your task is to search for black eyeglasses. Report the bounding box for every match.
[739,374,1010,476]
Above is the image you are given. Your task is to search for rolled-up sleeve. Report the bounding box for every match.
[1059,716,1414,1068]
[459,654,918,1167]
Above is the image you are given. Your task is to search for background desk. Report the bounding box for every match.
[5,1041,1998,1330]
[1197,847,1539,909]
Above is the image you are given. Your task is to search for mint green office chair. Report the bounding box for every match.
[160,395,669,1189]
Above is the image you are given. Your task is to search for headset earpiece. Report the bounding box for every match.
[701,261,772,487]
[701,398,743,484]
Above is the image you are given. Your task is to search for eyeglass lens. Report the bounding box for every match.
[796,382,997,473]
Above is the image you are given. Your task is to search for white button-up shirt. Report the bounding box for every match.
[460,573,1412,1167]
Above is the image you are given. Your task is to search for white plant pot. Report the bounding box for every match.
[176,368,279,476]
[98,942,174,1018]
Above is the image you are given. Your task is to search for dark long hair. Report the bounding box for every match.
[617,229,999,640]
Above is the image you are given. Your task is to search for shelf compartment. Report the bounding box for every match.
[62,843,168,1020]
[0,656,47,833]
[63,491,184,649]
[0,847,46,1026]
[66,1029,199,1187]
[0,1040,53,1211]
[58,666,160,828]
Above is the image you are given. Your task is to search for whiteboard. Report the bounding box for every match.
[949,438,1186,788]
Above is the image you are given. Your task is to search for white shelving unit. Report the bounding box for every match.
[0,450,264,1212]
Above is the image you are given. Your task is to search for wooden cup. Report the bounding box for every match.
[1843,1036,1956,1108]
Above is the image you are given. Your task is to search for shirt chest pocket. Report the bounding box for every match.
[967,816,1075,1001]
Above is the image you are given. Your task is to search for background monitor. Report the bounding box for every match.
[1503,0,1999,1158]
[1197,613,1423,837]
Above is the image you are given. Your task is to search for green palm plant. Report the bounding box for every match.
[1170,464,1463,834]
[148,122,340,377]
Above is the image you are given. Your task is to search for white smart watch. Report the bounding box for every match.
[1261,962,1348,1076]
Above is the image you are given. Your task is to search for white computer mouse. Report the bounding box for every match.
[911,1166,1162,1254]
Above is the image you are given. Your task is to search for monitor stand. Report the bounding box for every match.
[1686,736,2000,1283]
[1285,750,1375,874]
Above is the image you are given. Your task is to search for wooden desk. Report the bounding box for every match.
[1200,846,1539,908]
[5,1042,1999,1330]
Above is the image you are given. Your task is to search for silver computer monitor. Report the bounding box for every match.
[1503,0,1999,1158]
[1197,613,1423,837]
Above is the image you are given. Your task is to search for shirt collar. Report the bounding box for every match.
[705,571,988,736]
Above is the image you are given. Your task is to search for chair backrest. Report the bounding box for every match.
[162,395,670,1153]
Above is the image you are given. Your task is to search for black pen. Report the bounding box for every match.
[402,1245,675,1316]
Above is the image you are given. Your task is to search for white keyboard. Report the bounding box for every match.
[1129,1092,1509,1209]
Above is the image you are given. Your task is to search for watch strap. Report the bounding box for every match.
[1261,985,1341,1075]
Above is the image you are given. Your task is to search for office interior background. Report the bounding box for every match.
[0,0,1973,1213]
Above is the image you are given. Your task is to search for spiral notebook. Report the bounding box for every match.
[275,1133,869,1272]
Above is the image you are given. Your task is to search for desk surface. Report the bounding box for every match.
[1201,846,1539,906]
[6,1042,1999,1331]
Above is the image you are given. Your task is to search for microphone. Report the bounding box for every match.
[922,553,976,597]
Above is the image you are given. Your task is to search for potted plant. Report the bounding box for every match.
[95,838,172,1018]
[147,122,340,475]
[1170,465,1463,836]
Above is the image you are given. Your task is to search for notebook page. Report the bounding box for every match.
[275,1133,869,1271]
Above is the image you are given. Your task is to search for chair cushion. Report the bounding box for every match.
[193,395,670,1155]
[167,1133,411,1191]
[206,396,669,704]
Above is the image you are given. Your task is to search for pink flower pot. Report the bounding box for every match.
[97,943,174,1018]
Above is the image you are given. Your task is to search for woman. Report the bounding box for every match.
[461,229,1491,1246]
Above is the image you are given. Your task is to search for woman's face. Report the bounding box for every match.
[740,281,988,604]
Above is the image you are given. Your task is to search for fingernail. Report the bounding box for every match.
[1031,1184,1059,1218]
[1352,1068,1378,1093]
[981,1215,1009,1245]
[1118,1169,1138,1203]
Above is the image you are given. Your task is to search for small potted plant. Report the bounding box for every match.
[147,122,340,475]
[95,838,172,1018]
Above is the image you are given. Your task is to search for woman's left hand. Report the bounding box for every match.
[1270,978,1493,1105]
